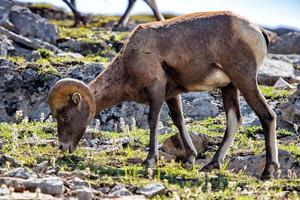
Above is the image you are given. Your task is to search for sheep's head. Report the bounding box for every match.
[48,78,96,153]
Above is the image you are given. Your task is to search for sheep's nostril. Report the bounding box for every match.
[59,145,63,150]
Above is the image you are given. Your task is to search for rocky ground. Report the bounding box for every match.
[0,1,300,199]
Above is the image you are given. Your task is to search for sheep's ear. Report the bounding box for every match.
[72,93,82,106]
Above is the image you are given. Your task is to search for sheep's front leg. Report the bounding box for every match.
[166,95,197,166]
[143,84,165,168]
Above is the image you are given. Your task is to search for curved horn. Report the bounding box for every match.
[48,78,96,124]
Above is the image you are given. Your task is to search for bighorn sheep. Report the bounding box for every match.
[62,0,164,27]
[48,11,279,179]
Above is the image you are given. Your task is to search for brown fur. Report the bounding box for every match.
[53,11,279,179]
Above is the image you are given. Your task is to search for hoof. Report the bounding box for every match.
[182,162,194,171]
[260,162,280,180]
[182,153,196,170]
[142,157,157,168]
[201,161,221,172]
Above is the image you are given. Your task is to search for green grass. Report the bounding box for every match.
[0,117,299,199]
[259,85,295,101]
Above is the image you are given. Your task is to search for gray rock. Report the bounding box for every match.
[57,38,105,55]
[4,167,30,179]
[97,187,110,194]
[240,97,261,126]
[24,177,64,196]
[227,150,300,178]
[72,177,89,189]
[0,176,64,196]
[0,186,9,195]
[136,183,165,197]
[74,187,94,200]
[280,84,300,128]
[0,35,14,56]
[273,78,295,90]
[9,5,58,44]
[57,51,83,59]
[0,154,21,167]
[161,132,208,160]
[33,161,48,174]
[0,0,14,29]
[109,185,133,196]
[182,92,220,119]
[0,191,60,200]
[269,32,300,54]
[258,57,295,85]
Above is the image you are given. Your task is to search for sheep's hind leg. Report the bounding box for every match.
[233,77,279,180]
[115,0,137,27]
[166,95,197,168]
[144,0,165,21]
[201,83,242,172]
[143,83,166,168]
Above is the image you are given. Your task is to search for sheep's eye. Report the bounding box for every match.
[63,116,69,122]
[59,115,69,122]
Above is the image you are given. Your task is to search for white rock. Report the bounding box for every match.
[273,78,295,89]
[136,183,165,197]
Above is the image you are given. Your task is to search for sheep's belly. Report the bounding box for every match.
[186,69,231,91]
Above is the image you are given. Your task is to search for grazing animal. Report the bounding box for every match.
[48,11,279,179]
[62,0,164,27]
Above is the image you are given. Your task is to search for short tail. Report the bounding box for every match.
[260,28,270,46]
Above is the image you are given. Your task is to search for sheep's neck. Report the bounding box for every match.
[88,58,128,113]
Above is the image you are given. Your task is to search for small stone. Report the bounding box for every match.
[109,185,133,196]
[136,183,165,197]
[75,186,94,200]
[161,132,208,160]
[4,167,30,179]
[126,157,143,165]
[72,177,89,189]
[83,128,98,140]
[158,150,177,162]
[33,161,48,174]
[97,187,111,194]
[0,186,10,195]
[158,126,170,134]
[273,77,295,89]
[57,52,84,58]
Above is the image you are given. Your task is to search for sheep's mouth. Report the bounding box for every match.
[59,142,78,154]
[68,144,78,153]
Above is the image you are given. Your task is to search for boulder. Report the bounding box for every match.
[0,191,60,200]
[0,177,64,196]
[9,5,58,44]
[227,150,300,178]
[0,0,14,29]
[181,92,220,119]
[161,132,208,159]
[258,57,295,85]
[269,32,300,54]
